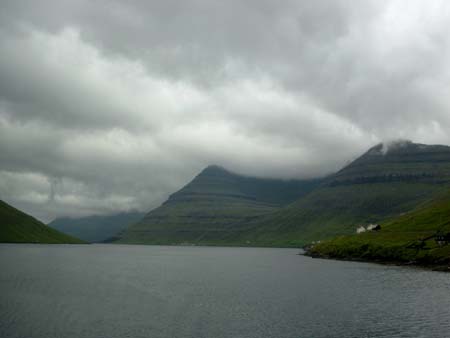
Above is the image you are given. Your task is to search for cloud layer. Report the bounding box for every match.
[1,0,450,221]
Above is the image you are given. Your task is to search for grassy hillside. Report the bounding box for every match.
[307,191,450,267]
[115,165,321,244]
[0,200,84,244]
[48,211,145,243]
[227,142,450,247]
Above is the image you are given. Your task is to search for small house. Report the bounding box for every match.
[356,226,366,234]
[356,224,381,234]
[367,224,381,231]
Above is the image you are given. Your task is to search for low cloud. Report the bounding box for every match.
[1,1,450,221]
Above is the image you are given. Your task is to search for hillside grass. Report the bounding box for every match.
[227,182,448,247]
[116,196,277,244]
[308,191,450,267]
[0,200,85,244]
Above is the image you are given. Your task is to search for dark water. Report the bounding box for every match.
[1,244,449,338]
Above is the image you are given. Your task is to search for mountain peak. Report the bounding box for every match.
[366,140,413,156]
[381,139,413,154]
[199,165,233,176]
[364,140,450,158]
[334,140,450,182]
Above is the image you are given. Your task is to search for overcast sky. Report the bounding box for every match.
[1,0,450,222]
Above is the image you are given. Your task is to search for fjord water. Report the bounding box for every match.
[1,245,449,338]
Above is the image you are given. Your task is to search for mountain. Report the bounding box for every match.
[307,191,450,268]
[115,165,322,244]
[229,141,450,246]
[115,141,450,247]
[0,200,84,244]
[48,211,145,243]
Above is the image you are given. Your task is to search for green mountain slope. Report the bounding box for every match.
[0,200,84,244]
[115,141,450,248]
[48,211,145,243]
[307,191,450,267]
[230,141,450,246]
[115,165,321,244]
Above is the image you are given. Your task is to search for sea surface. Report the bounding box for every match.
[1,244,449,338]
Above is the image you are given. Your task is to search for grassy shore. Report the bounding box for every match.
[306,192,450,270]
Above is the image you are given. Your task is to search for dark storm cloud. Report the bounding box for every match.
[1,0,449,221]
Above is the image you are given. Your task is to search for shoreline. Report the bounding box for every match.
[301,250,450,272]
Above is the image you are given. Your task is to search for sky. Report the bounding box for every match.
[1,0,450,222]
